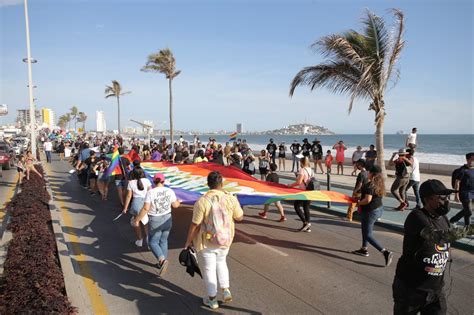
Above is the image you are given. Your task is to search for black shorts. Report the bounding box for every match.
[259,167,268,175]
[278,153,286,158]
[313,154,322,160]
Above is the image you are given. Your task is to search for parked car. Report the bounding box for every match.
[0,142,15,170]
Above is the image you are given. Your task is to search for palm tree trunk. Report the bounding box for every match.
[117,96,121,134]
[375,108,387,176]
[169,78,174,144]
[83,121,86,132]
[74,117,77,132]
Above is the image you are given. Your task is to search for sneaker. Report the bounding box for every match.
[395,203,405,211]
[302,223,311,231]
[258,211,267,219]
[157,259,169,277]
[203,296,219,310]
[383,250,393,267]
[352,248,369,257]
[222,288,233,303]
[135,239,143,247]
[278,216,287,222]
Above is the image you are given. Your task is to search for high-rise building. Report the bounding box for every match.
[41,108,56,130]
[16,109,41,128]
[96,111,106,133]
[236,123,243,133]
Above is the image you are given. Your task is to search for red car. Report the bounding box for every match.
[0,142,14,170]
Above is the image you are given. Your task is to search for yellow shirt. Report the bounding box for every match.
[192,189,243,251]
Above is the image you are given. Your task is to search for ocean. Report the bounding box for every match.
[172,134,473,166]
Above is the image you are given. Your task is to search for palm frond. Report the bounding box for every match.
[383,8,405,92]
[141,48,180,79]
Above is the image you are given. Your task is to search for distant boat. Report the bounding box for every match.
[396,130,405,135]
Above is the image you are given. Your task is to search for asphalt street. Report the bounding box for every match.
[9,156,473,314]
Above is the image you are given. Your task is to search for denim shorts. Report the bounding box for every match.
[115,179,126,187]
[130,197,145,216]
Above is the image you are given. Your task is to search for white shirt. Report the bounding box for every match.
[407,133,417,146]
[127,178,152,198]
[298,167,313,190]
[410,157,420,182]
[144,187,177,216]
[44,142,52,151]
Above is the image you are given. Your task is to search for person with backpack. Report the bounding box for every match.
[389,148,413,211]
[258,163,286,222]
[352,165,393,266]
[183,171,244,310]
[450,152,474,227]
[288,157,314,232]
[258,150,270,180]
[133,173,181,276]
[123,168,152,247]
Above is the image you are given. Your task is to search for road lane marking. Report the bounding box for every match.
[45,162,109,314]
[236,230,289,257]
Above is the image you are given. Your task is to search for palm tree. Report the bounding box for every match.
[105,80,130,134]
[77,112,88,132]
[64,113,72,131]
[70,106,79,132]
[141,48,181,144]
[58,115,67,129]
[290,9,405,175]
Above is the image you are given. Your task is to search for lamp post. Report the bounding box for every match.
[23,0,37,156]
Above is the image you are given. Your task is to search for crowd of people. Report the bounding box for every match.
[36,127,473,312]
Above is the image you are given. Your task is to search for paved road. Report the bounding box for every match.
[41,156,473,314]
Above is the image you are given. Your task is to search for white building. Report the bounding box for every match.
[96,111,106,133]
[236,123,243,133]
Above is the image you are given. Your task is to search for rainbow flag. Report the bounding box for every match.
[105,146,121,176]
[229,131,238,141]
[140,162,353,206]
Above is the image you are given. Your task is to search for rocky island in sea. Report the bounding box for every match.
[251,123,335,136]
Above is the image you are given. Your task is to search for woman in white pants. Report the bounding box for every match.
[184,171,243,310]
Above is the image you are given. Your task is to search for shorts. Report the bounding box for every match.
[99,173,110,183]
[278,153,286,158]
[313,154,322,161]
[130,197,145,216]
[259,167,268,175]
[115,179,127,187]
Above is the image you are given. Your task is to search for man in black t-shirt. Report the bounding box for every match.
[393,180,456,315]
[290,140,301,173]
[301,138,311,158]
[365,144,377,169]
[266,139,277,165]
[450,152,474,227]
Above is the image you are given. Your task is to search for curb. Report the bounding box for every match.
[42,162,93,314]
[0,183,19,280]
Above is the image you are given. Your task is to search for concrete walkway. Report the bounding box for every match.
[36,154,474,314]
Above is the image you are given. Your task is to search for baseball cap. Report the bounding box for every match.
[419,179,456,199]
[153,172,165,183]
[397,148,407,155]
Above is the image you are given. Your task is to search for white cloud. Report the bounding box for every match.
[0,0,23,7]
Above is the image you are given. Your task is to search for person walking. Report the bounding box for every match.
[288,157,313,232]
[405,127,418,149]
[183,171,244,310]
[332,141,347,175]
[44,139,53,163]
[58,141,65,161]
[389,149,413,211]
[352,165,393,266]
[392,179,456,314]
[365,144,377,169]
[134,173,181,276]
[124,168,152,247]
[290,140,301,173]
[258,163,286,222]
[450,152,473,227]
[351,146,365,176]
[404,149,422,210]
[346,159,368,221]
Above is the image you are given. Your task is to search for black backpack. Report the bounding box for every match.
[451,165,466,189]
[303,168,320,191]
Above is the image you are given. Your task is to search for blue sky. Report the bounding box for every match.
[1,0,472,134]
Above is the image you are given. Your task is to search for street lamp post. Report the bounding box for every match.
[23,0,37,156]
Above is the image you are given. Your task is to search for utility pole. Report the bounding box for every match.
[24,0,36,156]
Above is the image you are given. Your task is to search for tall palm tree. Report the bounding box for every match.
[290,9,405,175]
[70,106,79,132]
[64,113,72,131]
[58,115,67,129]
[105,80,130,134]
[141,48,181,144]
[77,112,88,132]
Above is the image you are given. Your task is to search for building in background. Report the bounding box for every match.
[143,120,154,133]
[41,108,56,130]
[16,109,41,128]
[236,123,243,133]
[96,110,106,133]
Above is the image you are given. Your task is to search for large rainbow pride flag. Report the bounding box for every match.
[141,162,354,206]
